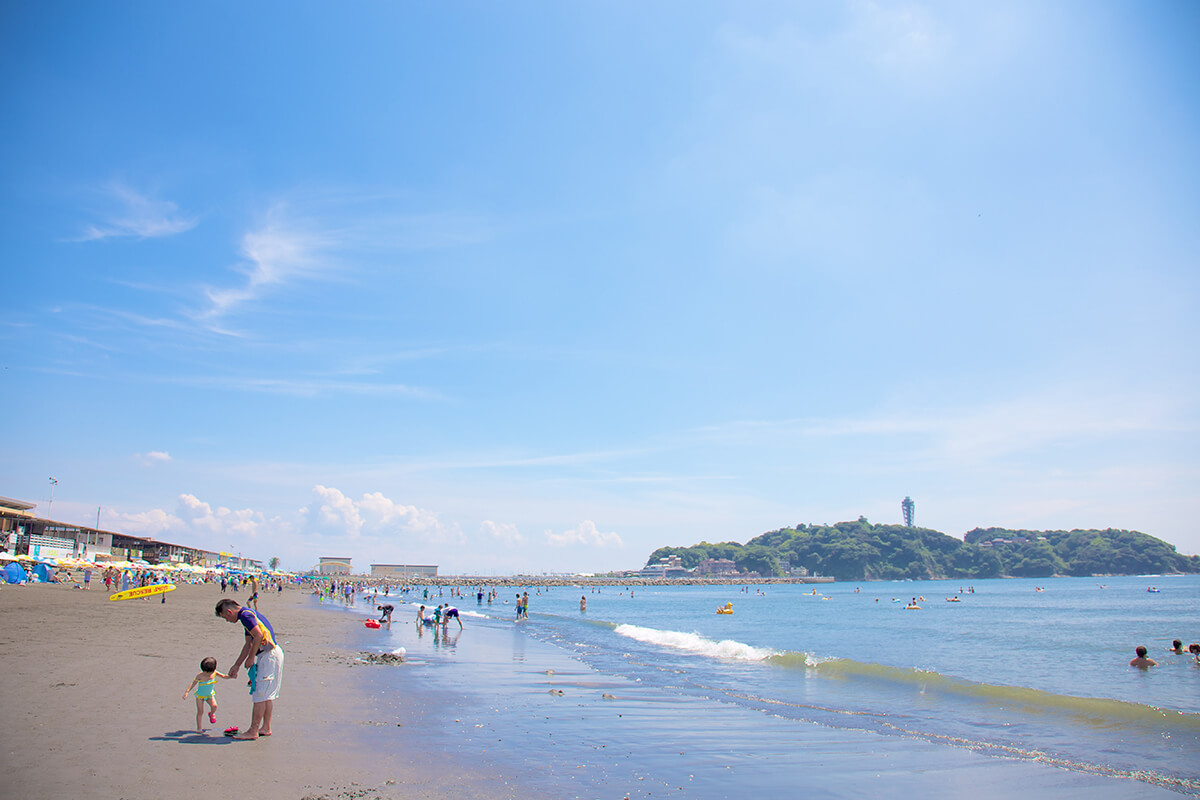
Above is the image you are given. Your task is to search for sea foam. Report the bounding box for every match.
[614,623,778,661]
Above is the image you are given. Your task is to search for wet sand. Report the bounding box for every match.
[0,581,514,800]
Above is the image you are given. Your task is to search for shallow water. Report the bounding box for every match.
[323,574,1200,798]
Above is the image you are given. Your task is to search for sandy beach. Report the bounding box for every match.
[0,581,514,800]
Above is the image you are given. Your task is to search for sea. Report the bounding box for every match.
[319,574,1200,799]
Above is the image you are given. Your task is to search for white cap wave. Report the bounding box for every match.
[614,624,777,661]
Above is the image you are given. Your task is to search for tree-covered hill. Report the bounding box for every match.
[646,520,1199,581]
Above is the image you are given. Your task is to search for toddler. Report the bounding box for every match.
[183,657,231,732]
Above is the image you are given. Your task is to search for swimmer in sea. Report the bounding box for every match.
[1168,639,1185,654]
[1129,645,1158,669]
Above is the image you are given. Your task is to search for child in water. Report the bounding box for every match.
[183,657,232,732]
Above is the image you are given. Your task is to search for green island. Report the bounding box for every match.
[646,520,1200,581]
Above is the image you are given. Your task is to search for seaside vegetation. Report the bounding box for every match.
[646,520,1200,581]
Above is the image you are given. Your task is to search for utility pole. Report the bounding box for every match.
[48,477,58,520]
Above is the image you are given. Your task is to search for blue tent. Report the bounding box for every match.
[4,562,27,584]
[33,563,52,583]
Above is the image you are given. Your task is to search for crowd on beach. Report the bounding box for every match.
[308,576,543,628]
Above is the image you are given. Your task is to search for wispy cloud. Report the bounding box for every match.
[163,374,440,399]
[690,386,1194,467]
[201,218,329,319]
[76,184,197,241]
[135,450,171,466]
[197,195,495,322]
[544,520,624,548]
[718,2,982,92]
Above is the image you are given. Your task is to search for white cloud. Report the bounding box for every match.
[109,493,268,540]
[176,493,265,538]
[481,520,523,546]
[109,506,179,536]
[198,196,495,322]
[202,214,330,319]
[78,184,197,241]
[297,485,461,545]
[135,450,171,466]
[544,520,624,549]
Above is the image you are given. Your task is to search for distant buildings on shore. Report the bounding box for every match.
[314,559,441,579]
[369,563,439,580]
[0,495,263,571]
[317,557,353,575]
[634,554,809,580]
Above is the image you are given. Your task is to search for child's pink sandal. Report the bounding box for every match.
[209,711,217,723]
[223,726,239,736]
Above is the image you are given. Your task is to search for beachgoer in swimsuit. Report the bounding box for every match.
[183,656,231,733]
[1129,645,1158,668]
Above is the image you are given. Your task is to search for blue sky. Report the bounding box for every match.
[3,1,1197,574]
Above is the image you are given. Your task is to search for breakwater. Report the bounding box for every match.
[409,575,835,587]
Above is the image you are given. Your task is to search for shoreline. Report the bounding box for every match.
[329,586,1192,800]
[7,578,1190,799]
[0,581,526,800]
[325,575,835,587]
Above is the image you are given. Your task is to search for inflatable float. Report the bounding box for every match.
[716,602,733,615]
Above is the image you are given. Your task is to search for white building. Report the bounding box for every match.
[318,557,352,575]
[370,563,438,580]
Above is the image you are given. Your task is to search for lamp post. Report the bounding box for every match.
[48,477,58,520]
